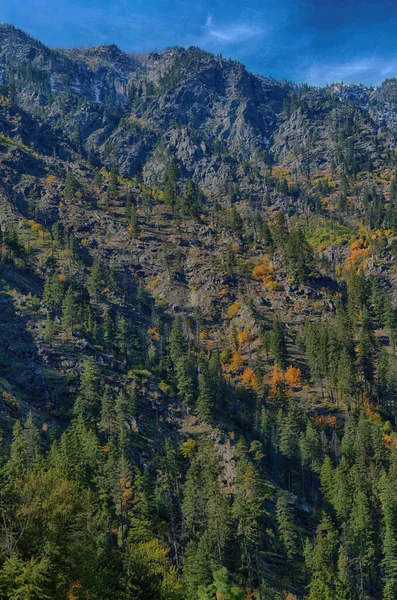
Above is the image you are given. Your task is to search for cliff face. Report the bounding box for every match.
[0,26,292,183]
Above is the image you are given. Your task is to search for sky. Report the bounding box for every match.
[1,0,397,86]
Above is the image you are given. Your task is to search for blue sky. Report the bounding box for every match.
[1,0,397,85]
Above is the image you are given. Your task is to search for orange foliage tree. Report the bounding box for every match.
[284,365,302,387]
[230,352,243,372]
[241,367,261,391]
[237,327,251,345]
[252,257,280,290]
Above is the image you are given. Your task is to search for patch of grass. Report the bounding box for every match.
[305,217,354,250]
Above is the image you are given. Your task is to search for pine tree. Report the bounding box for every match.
[358,307,377,393]
[103,307,114,349]
[43,273,65,314]
[337,347,356,406]
[129,206,140,238]
[182,533,217,598]
[376,346,389,404]
[300,421,323,498]
[4,223,21,257]
[99,385,116,438]
[94,170,102,190]
[107,168,118,201]
[320,455,335,506]
[115,314,128,361]
[233,456,263,586]
[64,171,76,200]
[88,257,103,300]
[196,354,214,422]
[286,226,314,282]
[198,567,244,600]
[169,316,186,368]
[348,488,376,596]
[196,376,213,422]
[347,269,366,324]
[115,389,129,451]
[276,490,298,560]
[77,357,101,423]
[61,286,76,335]
[305,514,339,600]
[175,354,195,406]
[182,459,207,537]
[380,472,397,600]
[271,318,287,370]
[6,412,40,478]
[0,555,51,600]
[43,313,55,343]
[51,221,64,247]
[164,159,178,210]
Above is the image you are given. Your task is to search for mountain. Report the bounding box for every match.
[1,23,397,600]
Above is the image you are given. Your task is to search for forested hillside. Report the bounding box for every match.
[2,23,397,599]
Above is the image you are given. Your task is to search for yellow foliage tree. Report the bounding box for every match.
[31,222,43,236]
[227,301,242,319]
[147,327,160,342]
[230,352,243,372]
[265,279,281,291]
[180,439,197,459]
[236,327,251,345]
[68,582,82,600]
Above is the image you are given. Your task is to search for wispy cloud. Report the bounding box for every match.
[201,15,266,45]
[300,56,397,85]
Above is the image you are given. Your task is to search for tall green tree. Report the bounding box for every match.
[270,318,287,370]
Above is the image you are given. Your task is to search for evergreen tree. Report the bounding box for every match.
[99,385,116,438]
[270,318,287,370]
[88,257,103,300]
[196,354,214,422]
[115,314,128,361]
[348,488,376,596]
[233,456,263,586]
[129,206,141,238]
[6,412,40,479]
[305,514,339,600]
[77,356,101,423]
[103,306,114,349]
[107,168,118,201]
[4,222,21,257]
[64,171,77,200]
[169,316,186,368]
[198,568,244,600]
[380,472,397,600]
[276,490,298,560]
[358,307,377,392]
[164,159,178,210]
[43,313,55,343]
[337,347,356,406]
[61,286,77,335]
[175,354,195,406]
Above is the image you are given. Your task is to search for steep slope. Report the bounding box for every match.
[2,24,397,600]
